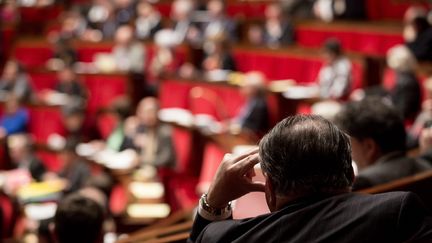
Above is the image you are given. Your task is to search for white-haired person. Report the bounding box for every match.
[230,71,270,137]
[387,44,421,120]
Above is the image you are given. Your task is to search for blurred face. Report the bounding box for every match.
[64,113,84,132]
[136,99,159,127]
[323,50,337,64]
[10,145,26,162]
[2,61,19,81]
[265,4,281,19]
[5,97,19,114]
[115,26,133,45]
[58,68,75,83]
[207,0,223,17]
[137,2,152,17]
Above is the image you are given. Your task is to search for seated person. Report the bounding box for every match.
[316,38,352,99]
[0,96,29,139]
[57,139,91,194]
[46,38,78,71]
[405,15,432,62]
[386,45,421,120]
[55,66,86,100]
[188,115,432,242]
[247,3,294,48]
[43,66,87,106]
[0,60,33,103]
[148,29,181,83]
[53,193,104,243]
[230,71,270,137]
[313,0,366,22]
[135,0,162,40]
[124,97,176,169]
[202,35,236,76]
[112,25,146,74]
[334,98,431,190]
[7,134,47,182]
[202,0,238,43]
[409,77,432,146]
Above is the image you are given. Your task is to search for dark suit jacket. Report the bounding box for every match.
[189,192,432,243]
[390,71,421,120]
[240,97,270,135]
[353,153,432,190]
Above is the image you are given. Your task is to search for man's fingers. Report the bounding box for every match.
[230,147,259,165]
[236,153,260,174]
[247,181,266,192]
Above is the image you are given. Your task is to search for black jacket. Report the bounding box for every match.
[189,192,432,242]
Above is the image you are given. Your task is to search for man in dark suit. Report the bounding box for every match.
[188,115,432,242]
[334,97,431,190]
[233,71,270,137]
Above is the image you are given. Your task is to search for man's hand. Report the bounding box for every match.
[206,148,266,208]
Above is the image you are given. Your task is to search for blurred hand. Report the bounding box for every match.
[206,148,265,208]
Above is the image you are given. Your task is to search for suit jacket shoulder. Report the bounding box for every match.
[353,155,432,190]
[189,192,432,243]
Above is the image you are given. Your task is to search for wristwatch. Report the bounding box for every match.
[198,193,232,221]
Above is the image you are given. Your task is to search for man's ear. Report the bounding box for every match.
[264,175,277,212]
[363,138,380,165]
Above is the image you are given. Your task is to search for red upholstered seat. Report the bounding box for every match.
[36,151,61,172]
[366,0,430,20]
[0,193,15,238]
[28,106,65,144]
[82,74,128,114]
[28,71,57,92]
[96,112,118,140]
[295,27,404,57]
[13,46,52,68]
[109,183,128,216]
[159,80,192,109]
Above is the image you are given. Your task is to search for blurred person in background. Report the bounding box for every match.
[230,71,270,137]
[202,35,236,74]
[316,38,352,99]
[57,139,91,194]
[0,95,29,139]
[148,29,181,85]
[112,25,146,74]
[386,45,421,121]
[334,98,431,190]
[113,0,136,26]
[171,0,197,44]
[124,97,176,169]
[135,0,162,41]
[84,0,118,40]
[262,3,294,48]
[313,0,365,22]
[58,8,88,41]
[6,134,47,182]
[409,77,432,147]
[404,6,432,62]
[202,0,238,42]
[0,60,33,103]
[52,65,87,105]
[46,37,78,71]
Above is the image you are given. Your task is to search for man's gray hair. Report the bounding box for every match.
[259,115,354,196]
